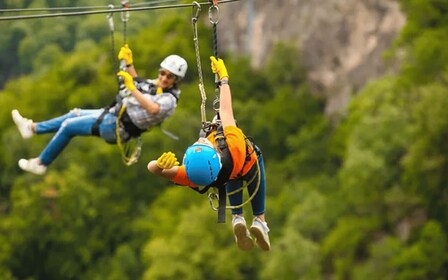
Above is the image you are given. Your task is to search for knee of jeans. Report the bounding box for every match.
[61,119,69,129]
[70,108,81,116]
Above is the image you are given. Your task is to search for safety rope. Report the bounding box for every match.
[191,2,208,127]
[116,104,142,165]
[209,0,221,116]
[208,139,261,210]
[208,156,261,211]
[121,1,130,44]
[107,5,119,75]
[106,1,142,166]
[0,0,240,21]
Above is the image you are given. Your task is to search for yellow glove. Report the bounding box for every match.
[118,44,133,65]
[210,56,229,80]
[117,71,136,91]
[156,152,180,169]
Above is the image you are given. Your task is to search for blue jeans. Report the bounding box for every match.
[226,145,266,216]
[36,109,117,166]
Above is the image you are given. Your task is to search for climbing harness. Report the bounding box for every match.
[115,103,143,165]
[208,156,261,211]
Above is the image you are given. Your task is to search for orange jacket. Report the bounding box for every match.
[172,125,256,187]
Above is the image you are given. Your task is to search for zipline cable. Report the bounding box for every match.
[0,1,181,13]
[0,0,239,21]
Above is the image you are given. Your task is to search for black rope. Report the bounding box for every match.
[212,24,219,58]
[0,0,239,21]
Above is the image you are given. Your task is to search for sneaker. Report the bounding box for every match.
[18,158,46,175]
[249,217,271,251]
[232,215,254,251]
[12,110,34,139]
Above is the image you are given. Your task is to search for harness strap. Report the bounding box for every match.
[212,129,232,223]
[91,100,117,136]
[91,109,107,136]
[119,109,147,137]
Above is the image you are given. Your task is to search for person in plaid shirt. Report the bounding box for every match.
[12,44,187,175]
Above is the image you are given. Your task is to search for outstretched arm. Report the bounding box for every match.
[210,57,236,128]
[147,152,179,179]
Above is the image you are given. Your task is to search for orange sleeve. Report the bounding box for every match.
[171,165,198,188]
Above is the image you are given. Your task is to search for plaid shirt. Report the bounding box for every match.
[124,78,180,130]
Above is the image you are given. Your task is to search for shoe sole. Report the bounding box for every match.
[234,223,254,251]
[249,226,271,251]
[18,159,46,175]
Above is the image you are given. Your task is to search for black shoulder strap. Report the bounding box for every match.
[209,126,233,223]
[188,125,233,223]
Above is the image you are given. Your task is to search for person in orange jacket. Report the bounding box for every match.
[147,57,270,251]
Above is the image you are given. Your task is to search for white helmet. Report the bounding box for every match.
[160,55,188,79]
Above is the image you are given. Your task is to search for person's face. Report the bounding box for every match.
[158,68,177,88]
[195,137,214,148]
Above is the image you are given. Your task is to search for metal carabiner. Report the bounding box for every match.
[192,1,201,24]
[208,4,219,25]
[213,98,220,112]
[120,0,130,23]
[107,4,115,31]
[208,192,219,211]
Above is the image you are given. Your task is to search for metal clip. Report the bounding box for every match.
[107,4,114,31]
[192,1,201,24]
[121,0,130,22]
[213,98,220,112]
[208,4,219,25]
[208,192,219,211]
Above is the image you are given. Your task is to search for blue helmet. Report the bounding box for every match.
[183,143,222,186]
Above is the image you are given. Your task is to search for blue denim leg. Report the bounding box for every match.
[248,147,266,216]
[35,109,102,134]
[38,109,116,166]
[226,179,244,215]
[99,113,118,144]
[226,145,267,216]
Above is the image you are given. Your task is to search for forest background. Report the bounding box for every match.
[0,0,447,279]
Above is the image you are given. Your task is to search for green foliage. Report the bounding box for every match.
[0,0,447,279]
[141,188,260,280]
[401,81,448,227]
[392,221,447,280]
[396,0,448,85]
[322,217,380,279]
[351,236,403,280]
[261,228,321,280]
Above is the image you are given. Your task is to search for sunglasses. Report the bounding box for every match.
[159,69,176,80]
